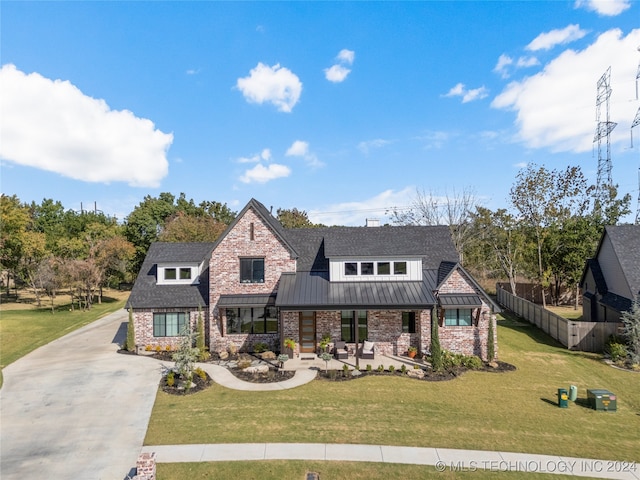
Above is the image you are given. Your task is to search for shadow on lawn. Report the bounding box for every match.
[539,396,593,409]
[498,310,603,362]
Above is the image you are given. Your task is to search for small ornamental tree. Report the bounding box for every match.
[487,315,495,361]
[431,307,443,372]
[126,306,136,352]
[621,296,640,365]
[172,325,199,380]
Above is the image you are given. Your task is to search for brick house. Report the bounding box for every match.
[128,198,499,360]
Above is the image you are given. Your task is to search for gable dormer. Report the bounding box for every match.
[157,262,202,285]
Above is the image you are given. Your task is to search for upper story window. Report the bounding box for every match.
[378,262,390,275]
[159,264,198,285]
[394,262,407,275]
[240,258,265,283]
[345,262,358,276]
[361,262,374,275]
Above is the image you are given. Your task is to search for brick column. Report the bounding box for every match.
[136,452,156,480]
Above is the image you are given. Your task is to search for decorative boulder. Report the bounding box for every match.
[261,351,276,360]
[219,351,229,360]
[407,369,425,379]
[244,365,269,374]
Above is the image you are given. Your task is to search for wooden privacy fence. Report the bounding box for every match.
[496,286,622,352]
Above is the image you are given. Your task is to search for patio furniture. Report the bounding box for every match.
[359,340,375,359]
[333,341,349,360]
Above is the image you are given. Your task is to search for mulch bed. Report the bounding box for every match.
[161,371,213,395]
[316,360,516,382]
[227,368,296,383]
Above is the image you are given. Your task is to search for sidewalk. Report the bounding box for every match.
[196,363,317,391]
[141,443,640,480]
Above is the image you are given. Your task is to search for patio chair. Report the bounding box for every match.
[359,340,375,360]
[333,341,349,360]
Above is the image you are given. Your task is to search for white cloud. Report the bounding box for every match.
[526,24,587,51]
[285,140,309,157]
[444,83,488,103]
[494,54,514,78]
[186,68,200,75]
[285,140,324,167]
[324,49,355,83]
[237,148,271,163]
[492,28,640,154]
[358,138,391,154]
[416,131,452,150]
[324,64,351,83]
[239,163,291,184]
[236,62,302,113]
[513,162,528,168]
[308,187,415,226]
[0,64,172,187]
[337,49,355,65]
[517,56,540,68]
[575,0,631,16]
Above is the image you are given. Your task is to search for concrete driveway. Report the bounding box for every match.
[1,309,165,480]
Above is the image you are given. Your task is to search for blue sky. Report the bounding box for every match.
[1,1,639,225]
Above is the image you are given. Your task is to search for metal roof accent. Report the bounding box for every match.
[276,272,436,310]
[218,294,276,308]
[438,294,483,309]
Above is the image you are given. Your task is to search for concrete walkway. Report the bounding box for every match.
[141,443,640,480]
[196,363,317,391]
[0,309,167,480]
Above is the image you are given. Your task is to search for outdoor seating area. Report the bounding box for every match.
[280,351,420,372]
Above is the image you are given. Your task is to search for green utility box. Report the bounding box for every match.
[558,388,569,408]
[587,389,617,411]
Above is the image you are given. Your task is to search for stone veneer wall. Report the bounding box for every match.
[132,309,205,351]
[209,207,296,353]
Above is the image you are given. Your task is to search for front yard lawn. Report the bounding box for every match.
[145,310,640,464]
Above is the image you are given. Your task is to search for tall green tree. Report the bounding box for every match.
[277,208,318,228]
[509,164,592,307]
[0,195,30,294]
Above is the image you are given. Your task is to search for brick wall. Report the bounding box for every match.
[132,309,205,351]
[435,268,496,360]
[209,207,296,353]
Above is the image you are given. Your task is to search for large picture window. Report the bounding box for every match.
[240,258,265,283]
[153,312,187,337]
[341,310,368,342]
[444,309,473,326]
[402,312,416,333]
[226,307,278,334]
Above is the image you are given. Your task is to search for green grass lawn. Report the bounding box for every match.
[158,461,601,480]
[0,289,128,371]
[146,310,640,467]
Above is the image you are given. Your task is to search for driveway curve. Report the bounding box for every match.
[0,309,165,480]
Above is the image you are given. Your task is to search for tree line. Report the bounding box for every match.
[390,164,631,308]
[1,163,632,311]
[0,192,321,311]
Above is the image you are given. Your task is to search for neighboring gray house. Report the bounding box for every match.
[128,198,500,360]
[580,225,640,323]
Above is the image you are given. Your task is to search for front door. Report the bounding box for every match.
[299,312,316,354]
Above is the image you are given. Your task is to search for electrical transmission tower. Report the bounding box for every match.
[633,47,640,224]
[594,67,617,211]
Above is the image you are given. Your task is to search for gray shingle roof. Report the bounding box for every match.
[127,242,213,309]
[286,225,459,271]
[605,225,640,297]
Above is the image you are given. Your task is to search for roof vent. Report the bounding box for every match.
[365,218,380,227]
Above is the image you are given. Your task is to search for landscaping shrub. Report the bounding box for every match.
[253,342,268,353]
[621,296,640,365]
[487,315,495,361]
[166,371,175,387]
[400,364,407,374]
[463,355,483,370]
[342,364,349,377]
[366,364,372,372]
[237,358,252,369]
[194,367,207,381]
[607,342,628,363]
[388,365,395,373]
[377,364,384,372]
[431,309,443,372]
[125,306,135,352]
